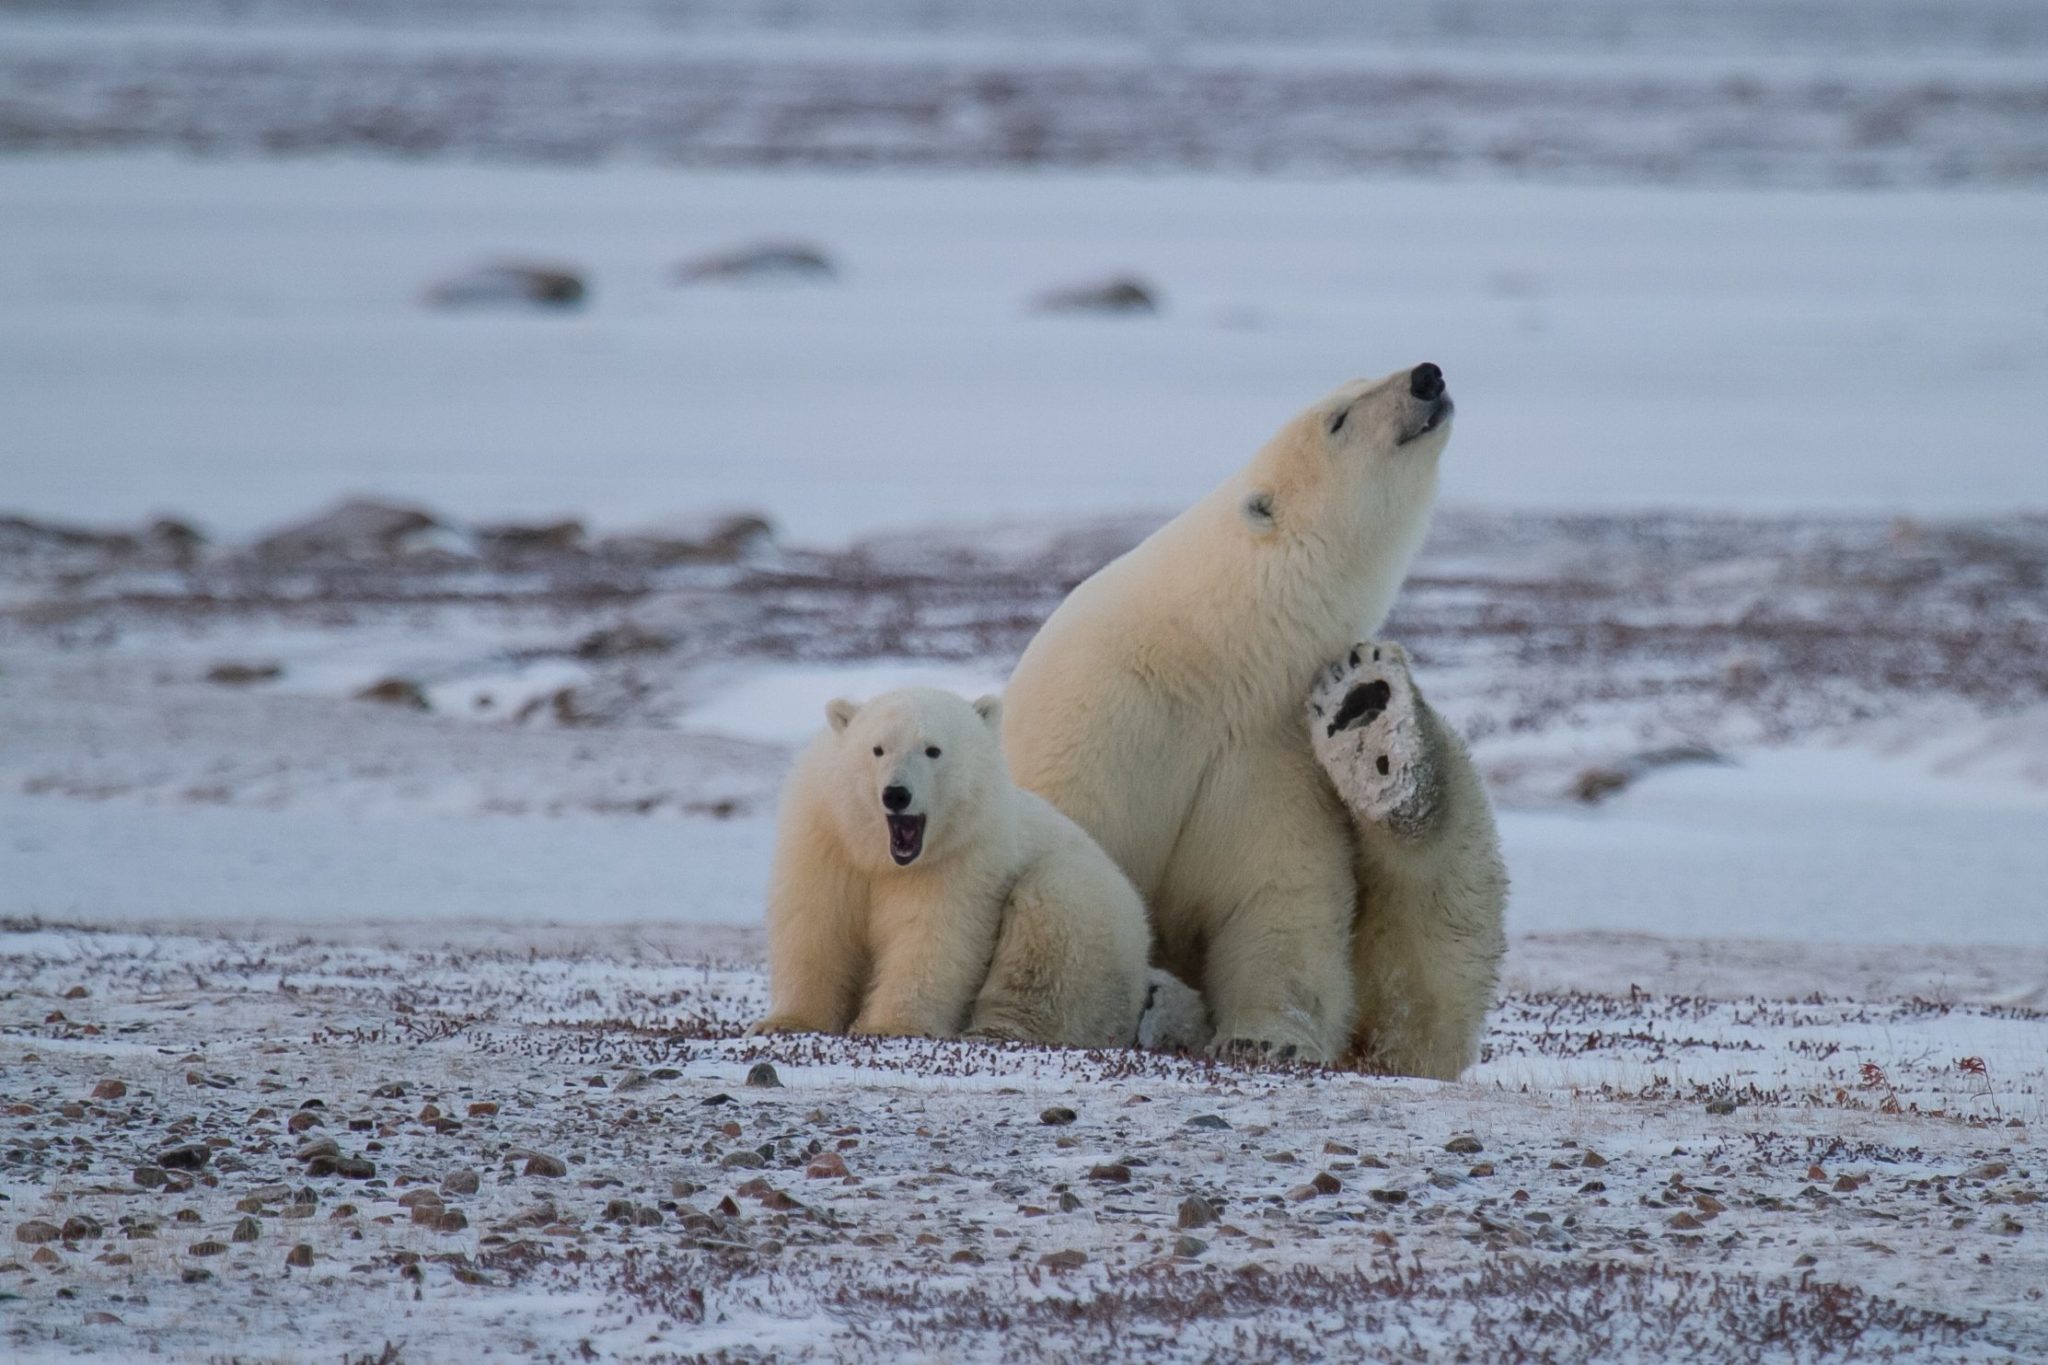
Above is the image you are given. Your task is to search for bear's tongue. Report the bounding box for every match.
[887,814,927,866]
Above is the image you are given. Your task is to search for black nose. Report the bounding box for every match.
[1409,363,1444,402]
[881,785,912,812]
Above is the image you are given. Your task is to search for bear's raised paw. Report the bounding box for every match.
[1308,640,1438,838]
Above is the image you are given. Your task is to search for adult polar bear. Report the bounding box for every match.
[1002,363,1507,1077]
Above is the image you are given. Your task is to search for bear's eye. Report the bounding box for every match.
[872,746,884,757]
[925,746,941,759]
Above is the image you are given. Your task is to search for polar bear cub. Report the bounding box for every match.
[753,686,1154,1048]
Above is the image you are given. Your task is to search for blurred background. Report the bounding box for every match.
[2,0,2046,945]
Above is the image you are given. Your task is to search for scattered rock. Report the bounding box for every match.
[720,1152,765,1170]
[61,1215,103,1241]
[1040,1107,1077,1126]
[442,1169,481,1196]
[1177,1195,1217,1229]
[1967,1162,2009,1180]
[675,241,836,284]
[285,1243,313,1268]
[230,1217,261,1243]
[1311,1171,1342,1196]
[181,1267,212,1283]
[425,261,586,310]
[205,662,282,686]
[132,1167,167,1189]
[15,1221,61,1245]
[295,1137,340,1163]
[1185,1114,1231,1131]
[1706,1097,1737,1116]
[1369,1188,1408,1205]
[576,622,672,660]
[1172,1235,1208,1259]
[251,498,449,564]
[806,1152,850,1180]
[1667,1212,1705,1231]
[1086,1163,1132,1184]
[476,519,584,555]
[523,1154,568,1178]
[600,512,775,565]
[745,1062,783,1089]
[355,678,430,711]
[189,1240,228,1257]
[1445,1135,1484,1155]
[156,1143,211,1171]
[91,1079,126,1101]
[1039,1248,1088,1270]
[1033,274,1159,315]
[334,1157,377,1180]
[1569,746,1727,804]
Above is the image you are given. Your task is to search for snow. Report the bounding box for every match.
[3,158,2046,546]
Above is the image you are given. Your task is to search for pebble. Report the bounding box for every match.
[1040,1248,1088,1270]
[523,1154,568,1178]
[1705,1097,1737,1115]
[91,1079,126,1100]
[442,1168,481,1195]
[189,1240,228,1257]
[285,1243,314,1268]
[157,1143,212,1171]
[231,1217,261,1243]
[1178,1195,1217,1229]
[745,1063,782,1089]
[1185,1114,1231,1130]
[1086,1163,1132,1183]
[1369,1188,1408,1204]
[1040,1106,1077,1126]
[62,1214,104,1241]
[806,1152,850,1179]
[1173,1235,1208,1259]
[133,1166,168,1189]
[295,1137,340,1163]
[1445,1135,1484,1155]
[15,1220,61,1245]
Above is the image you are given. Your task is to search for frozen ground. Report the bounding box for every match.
[2,158,2047,542]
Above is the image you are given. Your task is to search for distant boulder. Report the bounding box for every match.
[1032,274,1159,316]
[250,498,455,564]
[598,512,775,565]
[675,242,836,285]
[424,261,586,310]
[475,519,586,557]
[0,512,205,567]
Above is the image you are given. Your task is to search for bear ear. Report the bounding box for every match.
[972,694,1003,729]
[1240,490,1276,535]
[824,698,858,733]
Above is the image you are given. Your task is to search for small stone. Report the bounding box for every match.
[1040,1107,1077,1126]
[16,1221,61,1245]
[467,1102,499,1118]
[334,1157,376,1180]
[287,1112,321,1134]
[1705,1097,1737,1116]
[1369,1188,1408,1205]
[1323,1140,1357,1156]
[1172,1235,1208,1259]
[1582,1151,1608,1168]
[1057,1192,1082,1213]
[1967,1162,2009,1180]
[702,1093,735,1107]
[1178,1195,1217,1229]
[285,1243,314,1268]
[1470,1163,1495,1178]
[1667,1212,1705,1230]
[230,1217,261,1243]
[295,1137,340,1163]
[806,1152,850,1180]
[1285,1184,1319,1202]
[157,1143,211,1171]
[31,1246,61,1266]
[1039,1248,1088,1270]
[1087,1164,1131,1184]
[1445,1135,1484,1155]
[64,984,90,999]
[91,1080,126,1101]
[720,1151,765,1170]
[189,1240,228,1257]
[441,1169,481,1195]
[1311,1171,1342,1195]
[437,1210,468,1233]
[1185,1115,1231,1131]
[181,1267,213,1283]
[745,1063,782,1089]
[132,1166,167,1189]
[523,1154,567,1178]
[61,1215,103,1241]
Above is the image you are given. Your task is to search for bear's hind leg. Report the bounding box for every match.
[1310,641,1508,1080]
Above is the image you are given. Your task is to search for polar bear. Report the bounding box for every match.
[752,686,1154,1048]
[1001,363,1507,1076]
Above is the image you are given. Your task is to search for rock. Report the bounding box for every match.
[1177,1195,1217,1229]
[1311,1171,1342,1195]
[425,261,586,310]
[334,1157,376,1180]
[1570,746,1726,805]
[1444,1135,1484,1155]
[230,1216,261,1243]
[1039,1248,1088,1270]
[295,1137,340,1163]
[62,1215,104,1241]
[476,519,585,555]
[1582,1151,1608,1168]
[523,1154,568,1178]
[156,1143,211,1171]
[675,241,836,284]
[1667,1212,1705,1230]
[745,1062,783,1089]
[15,1221,61,1245]
[1057,1192,1082,1213]
[1323,1140,1357,1156]
[251,498,447,564]
[30,1246,61,1266]
[720,1151,766,1170]
[1086,1163,1132,1184]
[806,1152,850,1180]
[1039,1107,1077,1126]
[466,1102,499,1118]
[437,1209,469,1233]
[575,622,672,661]
[206,662,282,686]
[1172,1235,1208,1259]
[1706,1097,1737,1116]
[90,1079,126,1101]
[285,1243,313,1268]
[189,1240,228,1257]
[1967,1162,2009,1180]
[1185,1114,1231,1131]
[132,1167,167,1189]
[1033,274,1159,315]
[355,678,430,711]
[1369,1188,1408,1205]
[600,512,775,566]
[442,1169,481,1196]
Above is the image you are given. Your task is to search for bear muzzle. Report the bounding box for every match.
[886,812,928,866]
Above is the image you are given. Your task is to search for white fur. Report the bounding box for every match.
[754,687,1151,1048]
[1003,367,1503,1073]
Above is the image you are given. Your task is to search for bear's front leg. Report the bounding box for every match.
[1173,751,1357,1065]
[848,888,995,1039]
[752,802,866,1037]
[1309,640,1508,1080]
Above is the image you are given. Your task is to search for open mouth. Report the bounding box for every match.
[1398,395,1454,445]
[886,813,927,866]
